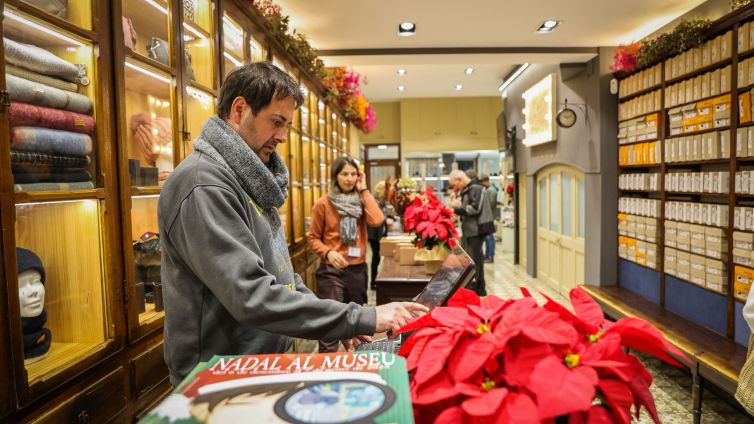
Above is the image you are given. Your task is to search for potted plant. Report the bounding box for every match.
[404,192,459,274]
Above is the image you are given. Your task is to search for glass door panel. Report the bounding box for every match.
[122,0,171,65]
[181,0,214,89]
[183,86,215,156]
[221,13,244,79]
[124,59,175,187]
[15,199,109,385]
[130,195,162,324]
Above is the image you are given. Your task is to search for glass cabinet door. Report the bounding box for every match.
[221,13,244,79]
[21,0,92,30]
[299,85,310,136]
[122,0,171,66]
[276,134,291,244]
[123,59,176,188]
[317,99,327,140]
[181,0,215,90]
[249,35,267,63]
[309,90,319,139]
[1,5,120,400]
[302,135,312,185]
[183,86,216,155]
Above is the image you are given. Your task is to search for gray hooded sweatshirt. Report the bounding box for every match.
[158,116,376,385]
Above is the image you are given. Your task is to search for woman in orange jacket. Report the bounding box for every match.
[307,157,385,352]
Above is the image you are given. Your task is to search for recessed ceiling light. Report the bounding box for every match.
[465,67,475,75]
[455,84,463,91]
[536,20,560,33]
[398,22,416,36]
[397,85,406,91]
[397,69,407,75]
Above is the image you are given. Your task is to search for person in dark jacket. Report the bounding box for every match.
[449,169,494,296]
[480,174,499,263]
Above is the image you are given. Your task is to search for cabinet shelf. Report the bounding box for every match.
[618,110,663,125]
[665,191,729,197]
[619,138,661,147]
[619,85,662,103]
[664,273,728,297]
[665,159,731,167]
[26,341,107,385]
[665,57,733,86]
[619,163,661,169]
[14,188,107,204]
[131,187,161,197]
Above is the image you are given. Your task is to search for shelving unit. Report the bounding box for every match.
[616,10,754,346]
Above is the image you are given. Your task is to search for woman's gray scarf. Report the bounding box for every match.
[328,183,363,246]
[193,116,288,232]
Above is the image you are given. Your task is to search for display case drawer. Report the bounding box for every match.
[30,367,126,424]
[130,342,169,400]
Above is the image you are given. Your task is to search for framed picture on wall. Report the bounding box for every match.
[521,73,557,146]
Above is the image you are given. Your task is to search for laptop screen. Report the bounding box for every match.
[412,245,475,309]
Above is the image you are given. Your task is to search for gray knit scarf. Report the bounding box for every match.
[193,115,288,232]
[328,183,363,246]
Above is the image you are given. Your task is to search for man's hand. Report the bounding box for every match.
[374,302,430,334]
[341,335,374,352]
[450,198,462,208]
[327,250,349,269]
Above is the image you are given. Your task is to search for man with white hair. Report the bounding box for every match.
[448,169,494,295]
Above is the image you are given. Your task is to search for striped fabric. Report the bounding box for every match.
[14,182,94,192]
[6,74,92,114]
[9,102,95,135]
[6,64,78,92]
[11,126,92,156]
[11,150,90,167]
[4,38,80,82]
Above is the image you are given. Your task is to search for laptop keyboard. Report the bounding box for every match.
[355,338,401,353]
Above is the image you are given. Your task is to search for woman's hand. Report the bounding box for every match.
[356,172,368,192]
[327,250,349,269]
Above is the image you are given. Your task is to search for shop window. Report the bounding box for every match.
[182,0,214,89]
[21,0,92,30]
[184,86,215,155]
[122,0,171,65]
[222,14,244,78]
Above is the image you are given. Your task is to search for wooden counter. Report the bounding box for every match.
[375,256,431,305]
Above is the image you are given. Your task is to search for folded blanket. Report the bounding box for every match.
[14,182,95,192]
[4,38,80,82]
[12,165,91,184]
[9,102,95,135]
[11,150,90,167]
[6,64,78,92]
[11,127,92,156]
[6,74,92,114]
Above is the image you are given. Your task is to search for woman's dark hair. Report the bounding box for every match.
[331,156,359,190]
[217,62,304,119]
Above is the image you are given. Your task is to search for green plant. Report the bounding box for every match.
[635,18,712,68]
[732,0,754,11]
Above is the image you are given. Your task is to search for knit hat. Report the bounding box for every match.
[16,247,45,284]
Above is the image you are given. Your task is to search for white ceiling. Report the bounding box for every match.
[274,0,708,101]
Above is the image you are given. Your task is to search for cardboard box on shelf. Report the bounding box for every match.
[707,275,727,293]
[741,22,751,53]
[733,231,754,250]
[735,265,753,301]
[734,247,754,267]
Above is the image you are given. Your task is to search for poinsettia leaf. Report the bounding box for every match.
[400,328,442,371]
[462,387,508,417]
[568,406,614,424]
[539,290,600,335]
[569,287,607,328]
[527,356,598,419]
[448,332,497,381]
[598,379,633,424]
[430,307,481,330]
[414,331,460,387]
[397,314,441,335]
[627,370,660,423]
[502,341,555,388]
[607,317,689,367]
[520,287,533,297]
[435,406,464,424]
[480,295,509,316]
[496,392,540,424]
[412,370,460,405]
[447,288,481,307]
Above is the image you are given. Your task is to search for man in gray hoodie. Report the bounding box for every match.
[158,63,427,386]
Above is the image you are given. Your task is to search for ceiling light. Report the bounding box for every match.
[398,22,416,36]
[498,63,530,92]
[465,67,475,75]
[455,84,463,91]
[397,69,407,76]
[397,85,406,92]
[378,145,388,149]
[536,20,560,33]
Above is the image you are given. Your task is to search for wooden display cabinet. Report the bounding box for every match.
[0,0,124,407]
[221,12,244,79]
[181,0,215,91]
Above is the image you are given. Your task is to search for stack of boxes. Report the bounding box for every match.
[664,30,733,81]
[665,171,729,194]
[668,94,731,137]
[618,113,660,145]
[618,236,659,270]
[619,142,661,166]
[618,213,659,243]
[663,130,730,162]
[736,126,754,158]
[733,230,754,301]
[619,173,660,191]
[618,64,663,99]
[618,90,662,122]
[665,70,732,111]
[619,197,660,217]
[733,206,754,231]
[664,221,728,293]
[734,170,754,193]
[664,201,729,227]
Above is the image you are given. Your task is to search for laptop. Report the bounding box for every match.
[355,245,475,353]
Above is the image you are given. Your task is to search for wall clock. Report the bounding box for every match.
[556,104,577,128]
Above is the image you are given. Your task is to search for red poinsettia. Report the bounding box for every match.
[398,287,688,423]
[404,196,459,250]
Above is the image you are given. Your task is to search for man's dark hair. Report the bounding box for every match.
[217,62,304,119]
[331,156,359,190]
[465,169,478,180]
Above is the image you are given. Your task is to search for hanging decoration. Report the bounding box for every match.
[248,0,378,133]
